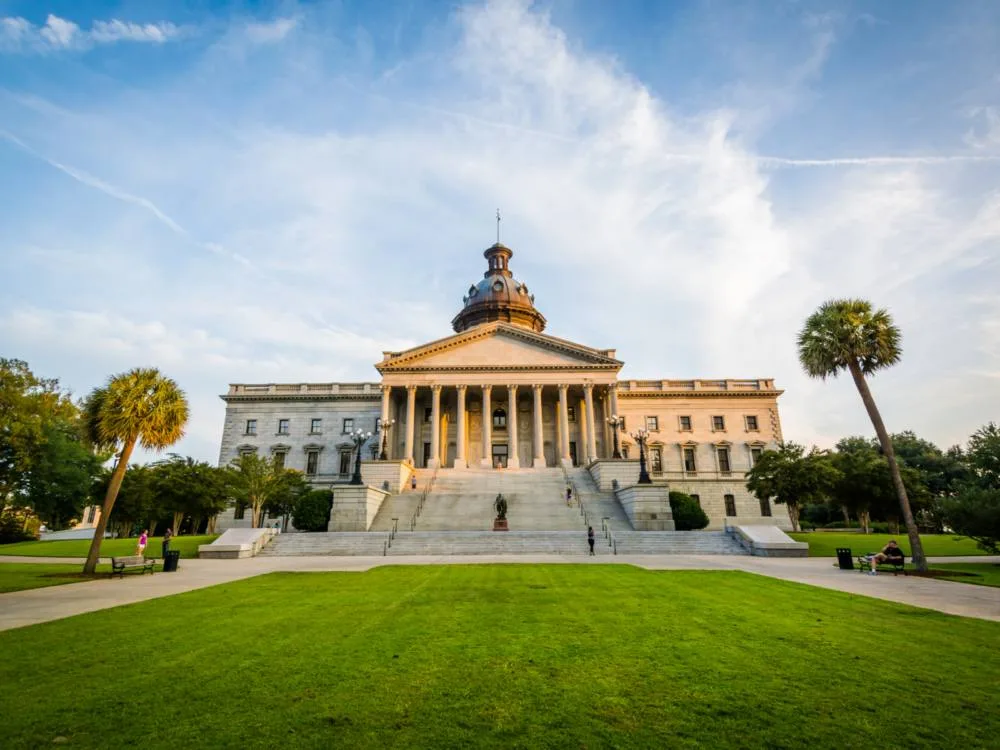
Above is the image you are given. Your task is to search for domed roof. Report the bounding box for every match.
[451,243,547,333]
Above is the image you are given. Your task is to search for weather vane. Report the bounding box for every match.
[496,208,501,244]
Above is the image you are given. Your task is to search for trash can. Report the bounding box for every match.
[836,547,853,570]
[163,550,181,573]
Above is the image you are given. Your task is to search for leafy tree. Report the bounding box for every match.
[669,491,709,531]
[101,464,157,538]
[82,369,188,573]
[292,489,334,532]
[745,442,840,532]
[151,455,228,535]
[225,453,303,529]
[25,419,103,530]
[939,423,1000,552]
[965,422,1000,487]
[0,359,80,502]
[797,299,928,571]
[263,470,310,531]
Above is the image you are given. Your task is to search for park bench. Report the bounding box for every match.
[857,554,906,576]
[111,555,156,578]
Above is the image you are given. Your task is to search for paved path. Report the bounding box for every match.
[1,555,998,632]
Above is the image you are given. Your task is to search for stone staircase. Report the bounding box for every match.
[565,467,633,531]
[259,529,746,556]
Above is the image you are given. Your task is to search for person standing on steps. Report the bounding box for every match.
[587,526,596,556]
[566,486,573,507]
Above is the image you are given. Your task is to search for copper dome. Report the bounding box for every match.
[451,243,547,333]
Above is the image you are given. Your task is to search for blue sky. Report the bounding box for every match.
[1,0,998,463]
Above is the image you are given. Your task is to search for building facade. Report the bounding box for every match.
[217,242,785,530]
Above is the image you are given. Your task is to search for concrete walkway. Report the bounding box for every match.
[1,554,998,632]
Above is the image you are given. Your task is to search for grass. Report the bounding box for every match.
[0,534,216,559]
[1,566,997,749]
[788,532,986,558]
[928,562,1000,588]
[0,563,133,593]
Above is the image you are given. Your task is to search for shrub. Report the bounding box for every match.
[669,491,709,531]
[292,490,333,532]
[0,506,41,544]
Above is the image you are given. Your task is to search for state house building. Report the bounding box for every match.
[217,242,786,530]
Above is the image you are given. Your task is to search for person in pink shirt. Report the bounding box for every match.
[136,529,149,557]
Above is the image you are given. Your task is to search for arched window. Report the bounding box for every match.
[493,407,507,429]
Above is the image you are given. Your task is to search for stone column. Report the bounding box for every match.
[558,384,571,465]
[404,385,416,464]
[609,384,620,419]
[380,385,392,459]
[532,384,545,468]
[480,384,492,468]
[507,384,520,469]
[584,384,597,465]
[579,396,589,464]
[429,384,442,469]
[455,385,467,468]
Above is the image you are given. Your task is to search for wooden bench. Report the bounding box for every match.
[111,556,156,578]
[857,555,906,576]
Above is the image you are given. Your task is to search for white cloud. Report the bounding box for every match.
[244,17,297,44]
[0,13,181,53]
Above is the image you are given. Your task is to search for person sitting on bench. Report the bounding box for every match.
[868,540,904,574]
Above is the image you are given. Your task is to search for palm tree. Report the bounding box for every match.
[797,299,927,571]
[82,369,188,574]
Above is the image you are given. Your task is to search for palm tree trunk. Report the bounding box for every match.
[83,439,136,574]
[847,361,927,571]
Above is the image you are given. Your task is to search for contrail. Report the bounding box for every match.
[758,154,1000,168]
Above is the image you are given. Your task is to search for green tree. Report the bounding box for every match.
[292,489,334,532]
[939,423,1000,553]
[745,442,840,532]
[151,455,228,535]
[100,464,157,538]
[25,418,103,530]
[797,298,928,571]
[669,491,709,531]
[965,422,1000,487]
[81,369,189,573]
[225,453,300,528]
[263,470,310,531]
[0,359,79,502]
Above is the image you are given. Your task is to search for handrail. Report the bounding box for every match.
[407,467,439,532]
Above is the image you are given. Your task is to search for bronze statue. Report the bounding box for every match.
[494,493,507,521]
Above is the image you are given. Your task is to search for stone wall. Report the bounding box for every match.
[614,485,675,531]
[361,460,412,493]
[329,486,390,531]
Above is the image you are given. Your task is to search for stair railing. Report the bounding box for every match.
[408,467,439,532]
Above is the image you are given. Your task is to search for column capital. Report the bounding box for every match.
[508,383,518,392]
[381,383,392,393]
[406,384,417,393]
[558,383,569,392]
[481,384,492,392]
[431,384,443,393]
[532,383,544,393]
[583,383,594,394]
[456,383,468,392]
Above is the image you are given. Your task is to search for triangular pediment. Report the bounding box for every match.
[376,323,622,371]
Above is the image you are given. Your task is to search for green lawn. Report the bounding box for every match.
[1,566,997,749]
[0,534,216,559]
[788,532,986,558]
[929,562,1000,588]
[0,564,123,593]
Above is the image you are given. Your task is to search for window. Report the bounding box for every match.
[277,419,290,435]
[342,418,354,434]
[712,415,726,431]
[238,447,256,458]
[683,447,697,473]
[310,418,322,434]
[493,407,507,429]
[745,415,759,431]
[622,446,630,459]
[234,503,246,520]
[274,452,286,470]
[618,416,626,431]
[760,497,772,517]
[717,447,731,474]
[424,408,432,423]
[338,451,351,476]
[750,446,763,466]
[375,417,382,433]
[245,419,257,436]
[567,406,576,422]
[306,450,319,476]
[678,415,692,431]
[690,494,701,506]
[650,446,663,474]
[645,416,659,432]
[725,494,737,516]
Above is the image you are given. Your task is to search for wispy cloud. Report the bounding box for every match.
[244,17,298,44]
[0,14,182,53]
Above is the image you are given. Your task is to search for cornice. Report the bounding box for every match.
[618,390,784,399]
[221,394,381,403]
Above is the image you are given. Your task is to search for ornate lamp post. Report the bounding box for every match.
[379,419,395,461]
[607,415,623,459]
[350,428,373,485]
[630,428,652,484]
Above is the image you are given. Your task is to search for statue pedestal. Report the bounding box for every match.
[493,519,509,531]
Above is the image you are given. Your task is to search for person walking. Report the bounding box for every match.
[136,529,149,557]
[566,486,573,507]
[587,526,596,556]
[161,527,172,558]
